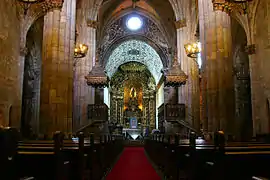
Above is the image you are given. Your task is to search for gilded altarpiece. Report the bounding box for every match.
[110,62,156,129]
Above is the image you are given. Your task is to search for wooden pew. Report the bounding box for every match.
[0,128,124,180]
[145,132,270,180]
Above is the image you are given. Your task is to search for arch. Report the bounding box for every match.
[92,0,177,22]
[19,1,65,49]
[100,8,171,46]
[105,39,164,84]
[102,35,168,68]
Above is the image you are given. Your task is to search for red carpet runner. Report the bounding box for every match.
[106,147,160,180]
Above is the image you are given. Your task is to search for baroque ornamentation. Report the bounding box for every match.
[212,0,252,15]
[162,60,188,87]
[41,0,64,12]
[175,19,187,29]
[85,64,109,87]
[105,40,164,84]
[99,15,170,64]
[245,44,256,54]
[87,19,98,29]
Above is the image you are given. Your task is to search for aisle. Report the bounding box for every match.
[106,147,160,180]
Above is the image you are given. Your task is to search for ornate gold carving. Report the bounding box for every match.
[245,44,256,55]
[175,19,187,29]
[87,19,98,29]
[85,65,108,87]
[212,0,249,15]
[41,0,64,12]
[85,76,108,87]
[163,65,188,87]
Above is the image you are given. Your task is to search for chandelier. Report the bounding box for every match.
[184,42,201,58]
[74,44,88,58]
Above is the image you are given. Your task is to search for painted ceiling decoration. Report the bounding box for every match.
[105,39,163,84]
[98,14,170,66]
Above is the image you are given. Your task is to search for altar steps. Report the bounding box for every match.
[124,140,144,147]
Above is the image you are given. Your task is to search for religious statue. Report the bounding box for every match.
[130,87,136,98]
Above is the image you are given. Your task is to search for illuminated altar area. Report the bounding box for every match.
[109,62,157,133]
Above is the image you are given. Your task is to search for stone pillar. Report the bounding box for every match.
[176,20,200,130]
[74,1,96,129]
[40,0,76,135]
[149,91,156,128]
[198,0,234,134]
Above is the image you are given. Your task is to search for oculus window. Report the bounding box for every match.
[126,16,143,31]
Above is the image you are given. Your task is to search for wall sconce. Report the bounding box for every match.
[74,44,88,58]
[184,42,201,58]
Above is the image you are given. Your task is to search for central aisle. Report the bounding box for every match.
[106,147,160,180]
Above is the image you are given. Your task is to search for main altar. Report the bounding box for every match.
[109,62,157,137]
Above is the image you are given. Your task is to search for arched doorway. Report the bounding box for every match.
[105,39,164,138]
[231,18,253,141]
[21,17,43,138]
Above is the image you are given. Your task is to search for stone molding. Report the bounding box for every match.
[41,0,64,12]
[175,19,187,29]
[87,19,98,29]
[245,44,256,55]
[212,0,252,15]
[20,46,28,56]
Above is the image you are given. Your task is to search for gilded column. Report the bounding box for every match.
[74,0,97,129]
[198,0,234,134]
[40,0,76,135]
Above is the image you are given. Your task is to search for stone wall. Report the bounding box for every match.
[0,0,22,127]
[251,1,270,134]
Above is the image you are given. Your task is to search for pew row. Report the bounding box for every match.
[0,128,124,180]
[145,133,270,180]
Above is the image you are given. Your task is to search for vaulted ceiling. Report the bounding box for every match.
[97,0,176,45]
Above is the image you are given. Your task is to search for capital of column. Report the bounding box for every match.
[42,0,64,12]
[87,19,98,29]
[245,44,256,55]
[175,19,187,29]
[212,0,245,15]
[20,46,28,56]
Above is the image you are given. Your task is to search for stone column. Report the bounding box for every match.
[176,20,200,130]
[40,0,76,135]
[198,0,234,134]
[74,2,96,129]
[149,92,156,128]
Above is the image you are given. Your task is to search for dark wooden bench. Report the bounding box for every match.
[145,133,270,180]
[0,128,124,180]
